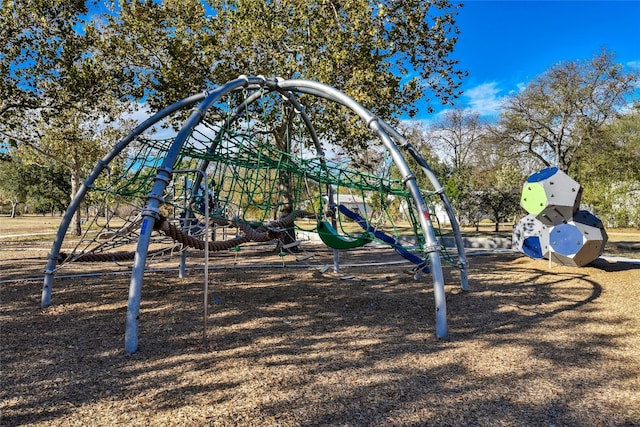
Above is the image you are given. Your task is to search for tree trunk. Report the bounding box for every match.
[275,167,297,250]
[10,201,18,218]
[273,108,297,251]
[71,169,82,236]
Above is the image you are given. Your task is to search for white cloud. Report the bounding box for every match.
[626,60,640,70]
[513,82,527,94]
[463,81,506,117]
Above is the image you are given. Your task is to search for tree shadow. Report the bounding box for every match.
[590,257,640,272]
[1,250,638,426]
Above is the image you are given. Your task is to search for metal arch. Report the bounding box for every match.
[377,120,469,291]
[125,76,260,353]
[41,75,464,354]
[125,77,450,353]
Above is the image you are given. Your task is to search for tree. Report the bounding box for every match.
[395,120,448,190]
[0,152,29,217]
[478,163,523,231]
[428,108,486,170]
[424,109,488,226]
[571,108,640,227]
[1,0,127,234]
[496,50,639,172]
[442,164,481,228]
[98,0,215,109]
[0,150,71,217]
[28,158,73,216]
[469,128,529,231]
[101,0,467,150]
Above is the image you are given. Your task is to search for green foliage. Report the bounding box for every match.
[441,164,479,226]
[472,157,541,231]
[1,0,125,138]
[0,153,29,216]
[99,0,214,107]
[100,0,466,156]
[0,150,71,216]
[1,0,131,232]
[571,109,640,227]
[29,163,72,215]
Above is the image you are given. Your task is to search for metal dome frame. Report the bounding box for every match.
[41,76,469,353]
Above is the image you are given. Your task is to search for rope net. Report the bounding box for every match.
[57,94,454,273]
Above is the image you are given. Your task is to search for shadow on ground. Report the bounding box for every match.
[1,249,639,426]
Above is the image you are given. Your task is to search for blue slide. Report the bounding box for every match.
[338,205,430,273]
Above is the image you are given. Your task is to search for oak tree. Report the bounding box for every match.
[1,0,127,234]
[496,50,638,172]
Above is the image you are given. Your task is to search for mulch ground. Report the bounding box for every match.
[1,242,639,426]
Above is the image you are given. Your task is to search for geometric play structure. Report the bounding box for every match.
[520,166,582,226]
[546,211,608,267]
[40,76,469,353]
[515,166,607,267]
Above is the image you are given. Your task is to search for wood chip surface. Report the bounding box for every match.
[1,244,639,426]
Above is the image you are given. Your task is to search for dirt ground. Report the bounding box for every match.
[1,241,639,426]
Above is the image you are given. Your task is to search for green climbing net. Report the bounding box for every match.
[60,104,455,270]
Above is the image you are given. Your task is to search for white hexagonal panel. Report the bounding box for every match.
[548,215,607,267]
[513,214,549,259]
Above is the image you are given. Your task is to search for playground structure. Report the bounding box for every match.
[40,76,469,353]
[513,167,608,267]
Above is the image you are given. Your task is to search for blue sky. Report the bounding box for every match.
[419,0,640,120]
[83,0,638,122]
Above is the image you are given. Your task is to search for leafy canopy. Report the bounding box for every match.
[99,0,466,156]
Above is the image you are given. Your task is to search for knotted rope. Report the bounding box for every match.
[61,210,311,262]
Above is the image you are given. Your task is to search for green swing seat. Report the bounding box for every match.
[316,221,372,250]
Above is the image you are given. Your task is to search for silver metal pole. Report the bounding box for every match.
[125,77,256,353]
[379,120,469,292]
[173,169,210,345]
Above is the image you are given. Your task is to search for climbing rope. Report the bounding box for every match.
[59,247,175,263]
